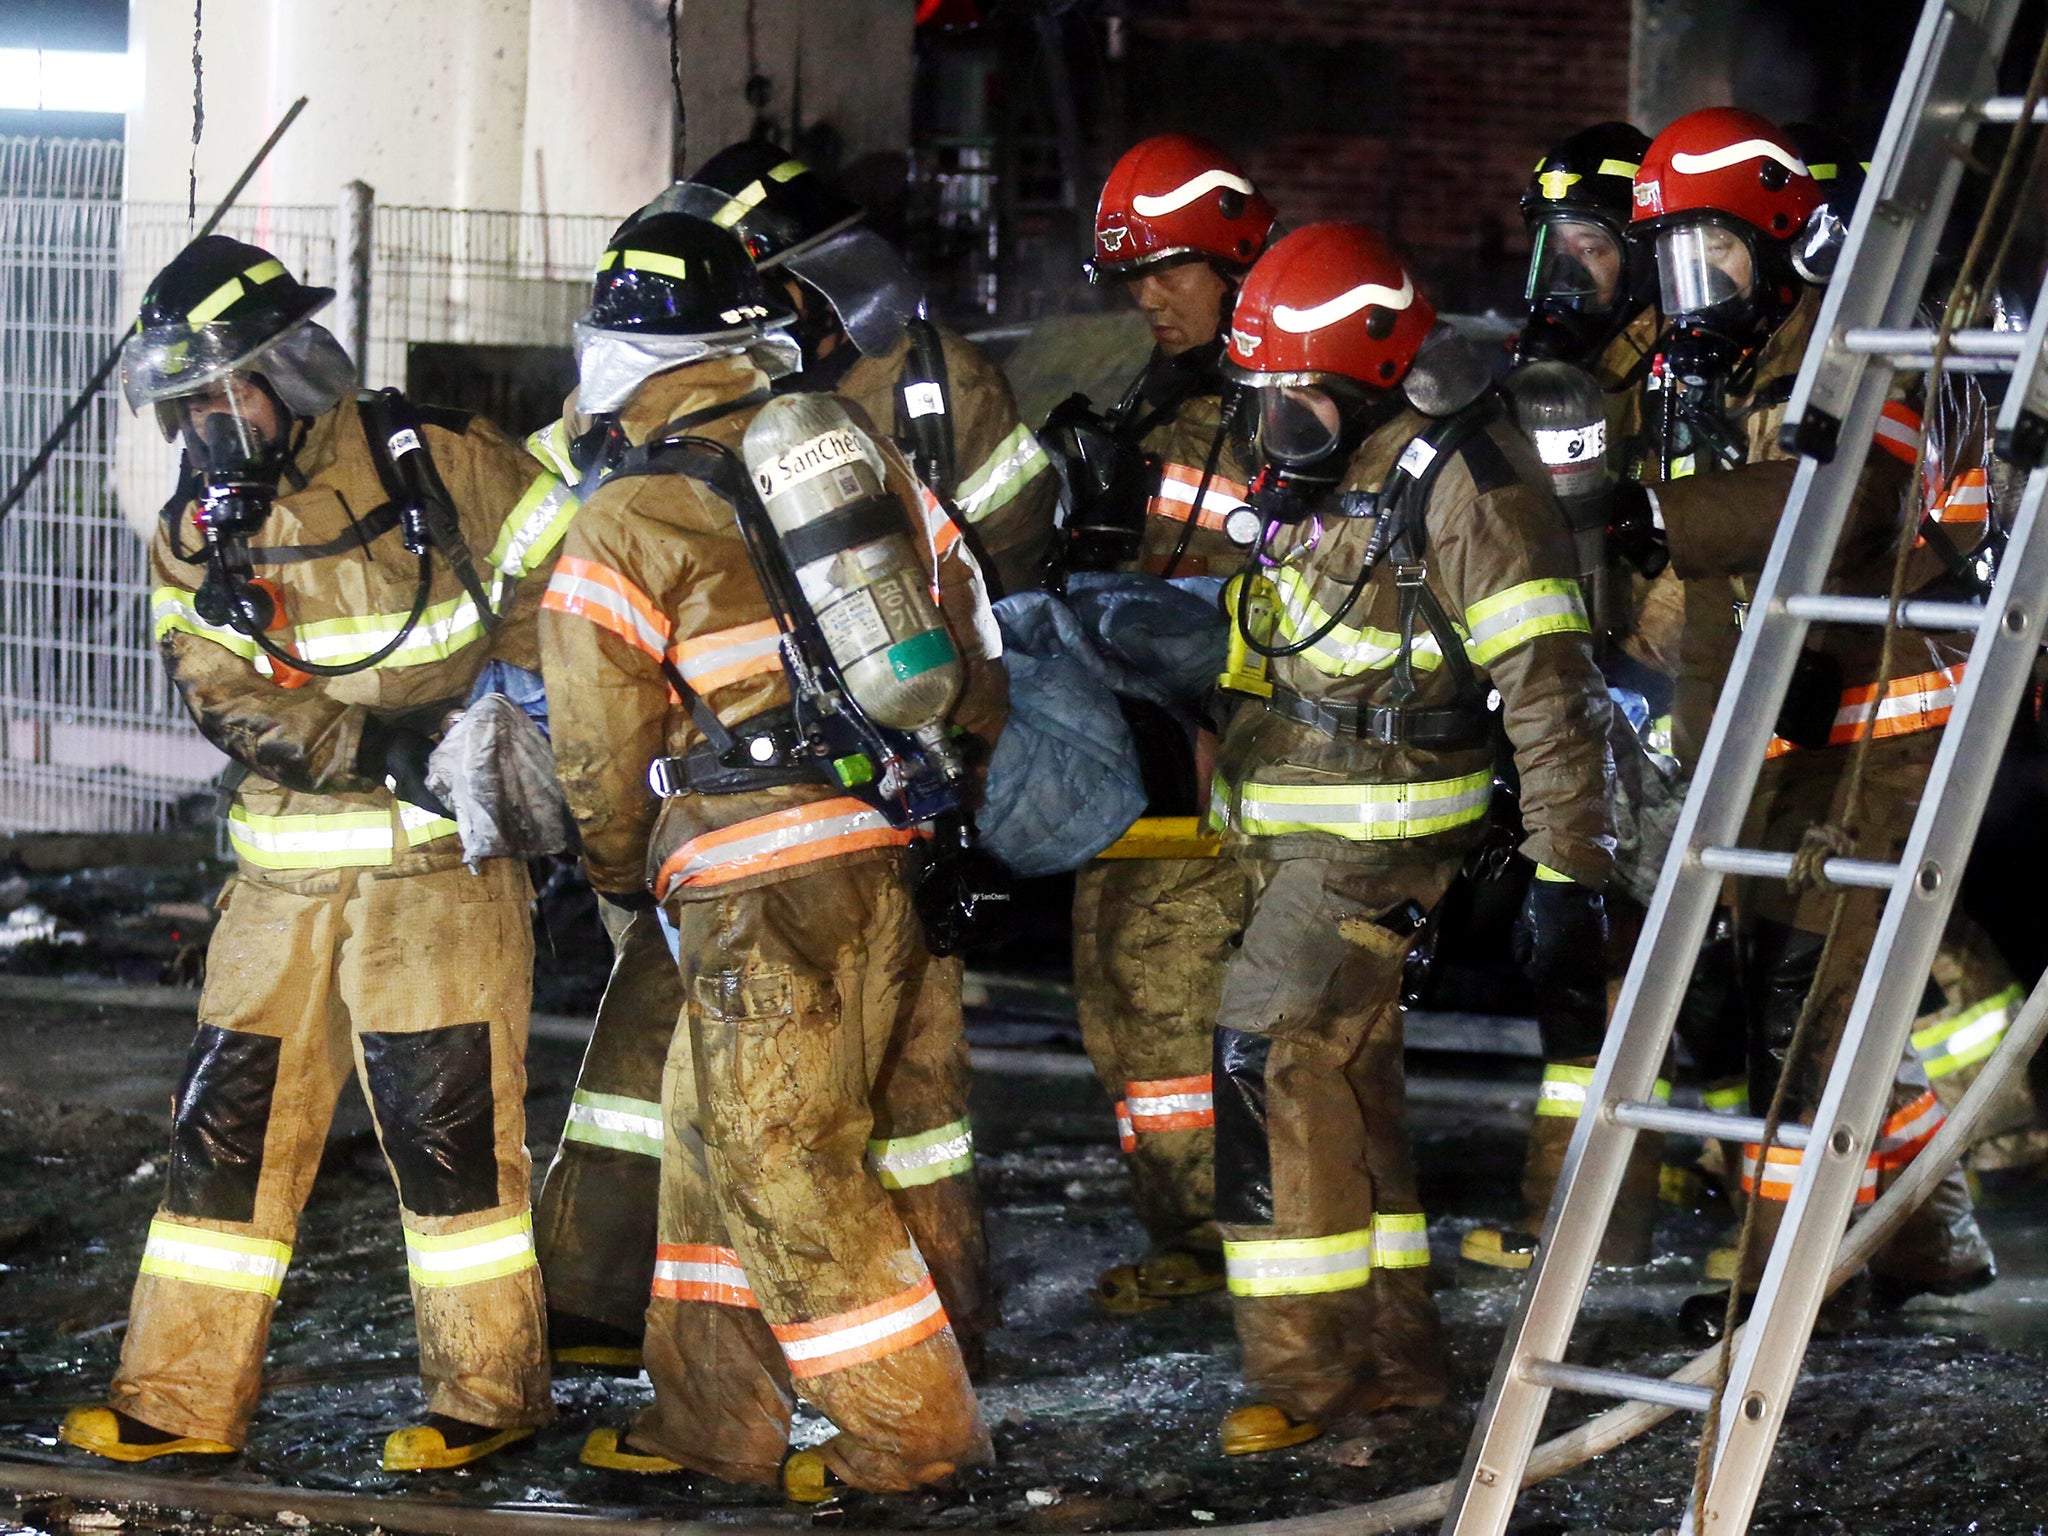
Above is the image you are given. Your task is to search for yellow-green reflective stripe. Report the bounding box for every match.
[868,1119,974,1189]
[151,587,261,661]
[1703,1082,1749,1113]
[1464,578,1589,667]
[139,1218,291,1297]
[955,423,1049,521]
[1595,157,1640,178]
[1534,1063,1670,1119]
[1268,564,1445,678]
[1223,1228,1374,1296]
[564,1090,664,1156]
[768,159,806,184]
[398,801,458,847]
[488,474,580,580]
[228,806,394,869]
[597,249,622,274]
[184,258,287,325]
[288,593,484,669]
[1533,863,1572,883]
[1238,770,1491,841]
[405,1211,536,1288]
[621,248,688,280]
[525,420,578,481]
[1912,984,2023,1078]
[1372,1212,1429,1269]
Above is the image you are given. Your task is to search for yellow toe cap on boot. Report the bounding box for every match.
[1459,1228,1536,1271]
[1219,1403,1320,1456]
[58,1407,235,1463]
[579,1426,684,1474]
[783,1448,847,1504]
[382,1422,531,1472]
[1094,1263,1171,1315]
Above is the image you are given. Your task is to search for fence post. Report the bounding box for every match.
[337,180,374,380]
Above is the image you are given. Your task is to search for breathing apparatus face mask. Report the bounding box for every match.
[161,372,294,539]
[1655,217,1763,381]
[1245,382,1352,528]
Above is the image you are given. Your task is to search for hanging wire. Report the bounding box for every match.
[668,0,686,172]
[187,0,204,227]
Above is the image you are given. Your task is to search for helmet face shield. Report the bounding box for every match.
[1526,217,1626,314]
[780,227,920,357]
[1252,384,1344,467]
[121,312,286,414]
[1655,217,1757,322]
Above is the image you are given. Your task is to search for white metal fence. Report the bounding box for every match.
[0,136,613,834]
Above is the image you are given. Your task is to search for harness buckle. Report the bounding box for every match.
[648,756,687,798]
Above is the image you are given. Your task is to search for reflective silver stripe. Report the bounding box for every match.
[1222,1228,1374,1296]
[564,1091,664,1157]
[955,423,1049,522]
[867,1120,974,1189]
[1237,770,1493,840]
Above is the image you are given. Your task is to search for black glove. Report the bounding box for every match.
[1511,870,1609,1057]
[357,719,453,821]
[1607,480,1670,578]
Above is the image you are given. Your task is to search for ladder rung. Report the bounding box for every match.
[1982,96,2048,123]
[1611,1099,1813,1149]
[1841,327,2024,360]
[1782,594,1987,630]
[1520,1359,1716,1413]
[1698,847,1902,889]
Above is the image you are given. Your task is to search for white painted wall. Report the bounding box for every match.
[126,0,914,221]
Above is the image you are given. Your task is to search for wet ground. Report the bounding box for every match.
[1,980,2046,1535]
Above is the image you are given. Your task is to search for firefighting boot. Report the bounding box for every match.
[383,1414,534,1471]
[1461,1102,1660,1270]
[548,1309,644,1373]
[783,1448,849,1503]
[59,1407,234,1463]
[1218,1403,1321,1456]
[1094,1247,1227,1314]
[580,1426,686,1474]
[1869,1161,1997,1308]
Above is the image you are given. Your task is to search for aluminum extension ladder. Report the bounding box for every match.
[1442,3,2048,1532]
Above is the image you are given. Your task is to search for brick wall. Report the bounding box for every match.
[1123,0,1633,311]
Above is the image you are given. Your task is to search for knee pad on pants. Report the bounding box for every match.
[166,1025,282,1222]
[361,1022,499,1216]
[1213,1026,1274,1226]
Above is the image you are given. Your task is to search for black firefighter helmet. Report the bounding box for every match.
[583,211,797,336]
[1517,121,1656,365]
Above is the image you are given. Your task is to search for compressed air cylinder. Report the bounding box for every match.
[1504,360,1619,651]
[742,393,963,733]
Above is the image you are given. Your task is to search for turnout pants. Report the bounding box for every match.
[1213,855,1459,1425]
[1072,855,1244,1260]
[534,911,993,1345]
[632,858,991,1492]
[111,858,550,1446]
[1736,734,1991,1287]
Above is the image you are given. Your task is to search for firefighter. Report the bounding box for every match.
[663,140,1056,595]
[59,237,566,1469]
[1463,121,1680,1274]
[1208,224,1615,1452]
[539,211,1001,1499]
[531,191,997,1376]
[1059,134,1273,1313]
[1608,109,1997,1327]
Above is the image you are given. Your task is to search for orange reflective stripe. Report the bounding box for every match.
[1146,460,1249,532]
[769,1273,950,1379]
[1125,1072,1216,1133]
[1873,401,1923,466]
[1873,1089,1944,1171]
[655,796,916,897]
[651,1242,759,1307]
[670,618,784,693]
[1114,1100,1137,1153]
[1828,663,1964,746]
[543,555,672,660]
[1929,466,1989,524]
[1741,1142,1878,1205]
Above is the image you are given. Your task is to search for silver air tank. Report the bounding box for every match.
[1504,359,1617,650]
[741,393,963,733]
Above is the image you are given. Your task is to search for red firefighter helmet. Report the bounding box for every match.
[1090,134,1276,282]
[1224,223,1436,389]
[1631,108,1821,240]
